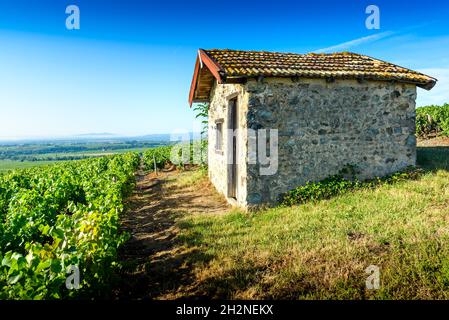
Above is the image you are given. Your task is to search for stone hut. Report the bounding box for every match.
[188,49,437,207]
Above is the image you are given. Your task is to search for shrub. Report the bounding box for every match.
[281,166,419,206]
[0,153,140,299]
[143,145,173,170]
[143,141,208,171]
[416,104,449,137]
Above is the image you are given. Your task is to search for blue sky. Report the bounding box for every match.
[0,0,448,139]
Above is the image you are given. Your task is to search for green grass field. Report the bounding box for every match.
[20,147,154,160]
[174,146,449,299]
[0,160,57,173]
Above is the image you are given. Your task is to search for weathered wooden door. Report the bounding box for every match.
[228,98,238,199]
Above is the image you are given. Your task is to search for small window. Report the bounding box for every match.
[215,121,223,152]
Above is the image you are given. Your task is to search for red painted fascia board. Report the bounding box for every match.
[188,49,225,106]
[188,56,201,106]
[198,49,224,83]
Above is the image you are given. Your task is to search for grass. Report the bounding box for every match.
[171,166,209,188]
[0,160,56,173]
[174,146,449,299]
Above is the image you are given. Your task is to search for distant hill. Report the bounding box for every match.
[75,133,117,138]
[133,132,203,142]
[0,132,204,146]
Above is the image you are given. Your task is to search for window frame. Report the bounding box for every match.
[215,119,224,154]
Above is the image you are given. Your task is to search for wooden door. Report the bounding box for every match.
[228,98,238,199]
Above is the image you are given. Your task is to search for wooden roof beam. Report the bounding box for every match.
[188,49,226,106]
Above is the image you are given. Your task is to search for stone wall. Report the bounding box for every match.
[244,78,417,205]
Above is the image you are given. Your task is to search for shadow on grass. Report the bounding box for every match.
[111,169,225,300]
[417,147,449,172]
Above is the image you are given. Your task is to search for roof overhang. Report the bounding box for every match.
[189,49,225,106]
[417,79,437,91]
[188,49,438,106]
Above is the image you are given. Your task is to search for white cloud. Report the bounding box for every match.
[314,31,395,53]
[417,67,449,106]
[313,31,448,107]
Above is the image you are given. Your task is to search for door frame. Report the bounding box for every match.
[227,97,238,199]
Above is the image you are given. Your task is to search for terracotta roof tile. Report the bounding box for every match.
[203,49,437,90]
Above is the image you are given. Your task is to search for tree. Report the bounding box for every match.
[193,103,209,167]
[193,103,208,136]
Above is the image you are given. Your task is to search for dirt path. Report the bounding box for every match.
[113,164,229,299]
[418,136,449,147]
